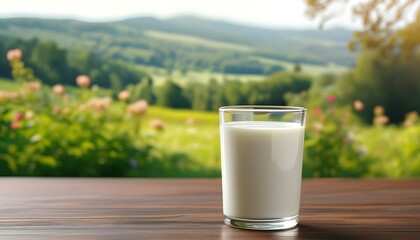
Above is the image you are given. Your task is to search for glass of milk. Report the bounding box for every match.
[219,106,306,230]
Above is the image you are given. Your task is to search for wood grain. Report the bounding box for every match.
[0,178,419,239]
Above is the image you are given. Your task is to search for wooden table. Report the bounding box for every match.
[0,178,419,239]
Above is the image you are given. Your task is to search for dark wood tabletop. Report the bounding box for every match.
[0,178,419,240]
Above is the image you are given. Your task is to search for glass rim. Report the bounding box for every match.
[219,105,307,113]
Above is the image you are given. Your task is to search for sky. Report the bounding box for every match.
[0,0,360,29]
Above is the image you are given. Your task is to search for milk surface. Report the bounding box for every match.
[221,121,304,219]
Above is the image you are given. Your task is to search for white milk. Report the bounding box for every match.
[220,121,304,219]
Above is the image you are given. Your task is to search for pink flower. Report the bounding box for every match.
[373,115,389,126]
[326,95,336,103]
[7,49,22,61]
[81,97,112,113]
[118,90,131,101]
[76,75,91,88]
[353,100,364,111]
[26,81,41,91]
[0,91,20,101]
[15,113,24,121]
[52,84,65,95]
[128,100,148,116]
[150,119,165,131]
[10,122,19,130]
[313,107,322,115]
[186,117,195,126]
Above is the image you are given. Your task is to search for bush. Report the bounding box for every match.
[339,50,420,123]
[286,73,420,178]
[0,55,214,177]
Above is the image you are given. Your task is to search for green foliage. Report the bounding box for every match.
[358,124,420,178]
[0,16,354,75]
[0,61,218,177]
[293,63,302,73]
[186,79,229,111]
[2,74,420,177]
[285,73,420,178]
[222,60,264,75]
[304,107,371,177]
[2,21,420,178]
[305,0,420,125]
[0,37,149,88]
[0,88,220,177]
[155,80,191,109]
[243,72,312,106]
[306,0,418,55]
[183,73,312,111]
[29,40,69,85]
[339,50,420,123]
[135,78,156,104]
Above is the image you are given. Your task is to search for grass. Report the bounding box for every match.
[144,30,251,52]
[143,107,420,178]
[257,57,349,76]
[2,77,419,178]
[144,106,221,170]
[356,124,420,178]
[0,77,221,173]
[132,58,348,88]
[0,78,20,91]
[134,65,266,86]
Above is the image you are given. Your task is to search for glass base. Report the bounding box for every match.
[224,214,298,230]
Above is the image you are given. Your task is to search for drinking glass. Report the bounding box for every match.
[219,106,307,230]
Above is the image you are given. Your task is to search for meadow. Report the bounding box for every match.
[2,73,420,178]
[137,61,347,88]
[2,45,420,179]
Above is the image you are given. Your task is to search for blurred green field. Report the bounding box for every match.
[257,57,348,76]
[134,59,347,88]
[142,106,420,178]
[356,125,420,177]
[144,106,220,170]
[2,76,420,178]
[134,64,266,86]
[1,78,221,174]
[144,30,252,52]
[0,78,20,91]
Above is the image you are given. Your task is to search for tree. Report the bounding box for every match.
[138,78,156,104]
[306,0,419,56]
[222,60,265,74]
[184,79,226,111]
[208,79,226,111]
[293,63,302,73]
[339,50,420,123]
[127,78,156,103]
[222,80,245,106]
[29,40,69,85]
[266,72,312,105]
[155,80,191,109]
[188,83,210,111]
[110,73,122,97]
[306,0,420,123]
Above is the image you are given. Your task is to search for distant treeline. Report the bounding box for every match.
[110,43,286,75]
[2,36,312,112]
[0,37,149,88]
[128,72,312,111]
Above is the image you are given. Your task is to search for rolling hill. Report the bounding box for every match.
[0,16,355,78]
